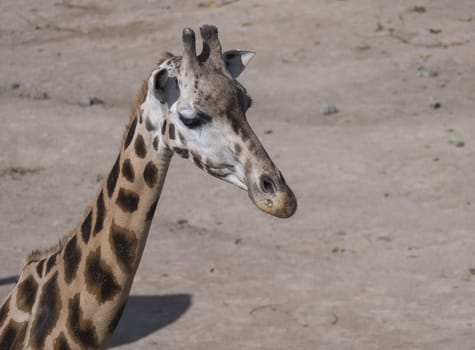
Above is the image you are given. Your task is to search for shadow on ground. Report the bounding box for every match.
[109,294,192,348]
[0,276,191,347]
[0,275,18,286]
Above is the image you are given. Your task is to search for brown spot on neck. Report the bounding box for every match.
[63,235,81,285]
[121,159,135,183]
[16,275,38,313]
[109,221,138,273]
[0,319,27,350]
[107,155,120,198]
[53,332,71,350]
[134,134,147,158]
[36,259,45,277]
[93,190,106,236]
[116,188,140,213]
[30,272,61,349]
[85,248,121,304]
[45,252,59,275]
[143,161,159,188]
[81,210,93,244]
[67,294,99,348]
[153,136,159,151]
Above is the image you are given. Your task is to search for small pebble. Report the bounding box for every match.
[11,82,20,89]
[411,5,426,13]
[320,104,339,115]
[79,97,104,107]
[91,97,104,105]
[429,97,441,109]
[36,92,49,100]
[458,16,473,22]
[417,66,438,77]
[456,141,465,148]
[177,219,188,225]
[332,247,345,253]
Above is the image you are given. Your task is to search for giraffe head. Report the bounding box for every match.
[145,25,296,218]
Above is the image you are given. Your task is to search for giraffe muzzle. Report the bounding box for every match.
[248,173,297,218]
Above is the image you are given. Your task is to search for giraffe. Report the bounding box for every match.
[0,25,297,349]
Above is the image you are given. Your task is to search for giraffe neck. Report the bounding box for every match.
[55,103,173,347]
[0,85,174,349]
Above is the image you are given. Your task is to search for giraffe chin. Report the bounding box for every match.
[249,189,297,218]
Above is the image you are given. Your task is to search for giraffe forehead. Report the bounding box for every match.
[193,76,245,115]
[197,71,235,91]
[157,56,246,116]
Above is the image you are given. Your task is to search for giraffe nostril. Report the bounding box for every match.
[260,175,277,195]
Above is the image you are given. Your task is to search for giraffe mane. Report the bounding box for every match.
[122,78,148,141]
[122,52,175,144]
[23,226,77,267]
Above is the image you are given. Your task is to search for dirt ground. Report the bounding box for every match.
[1,0,475,349]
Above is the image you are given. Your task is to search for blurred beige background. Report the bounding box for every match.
[1,1,474,349]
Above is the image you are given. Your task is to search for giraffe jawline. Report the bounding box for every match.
[199,161,233,177]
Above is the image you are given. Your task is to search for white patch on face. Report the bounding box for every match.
[141,68,179,150]
[145,69,169,118]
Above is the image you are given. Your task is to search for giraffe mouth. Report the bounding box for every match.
[197,160,234,178]
[191,156,250,190]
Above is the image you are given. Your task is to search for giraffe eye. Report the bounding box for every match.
[244,95,253,110]
[178,111,210,129]
[237,88,252,111]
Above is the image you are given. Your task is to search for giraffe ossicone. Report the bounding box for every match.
[0,24,296,349]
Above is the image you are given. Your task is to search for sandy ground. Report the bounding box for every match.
[1,0,475,349]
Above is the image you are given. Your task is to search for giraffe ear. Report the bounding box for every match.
[153,68,179,106]
[223,50,255,78]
